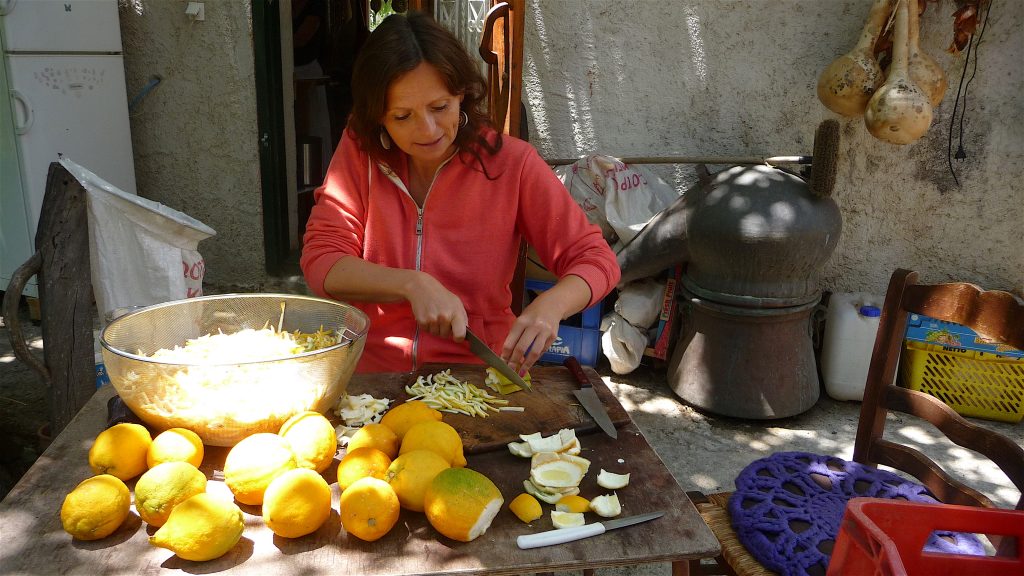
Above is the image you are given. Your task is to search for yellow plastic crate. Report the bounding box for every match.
[900,341,1024,423]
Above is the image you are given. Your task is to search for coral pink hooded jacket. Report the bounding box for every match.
[301,128,619,373]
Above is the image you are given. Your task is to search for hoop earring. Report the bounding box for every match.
[379,129,391,150]
[459,110,468,128]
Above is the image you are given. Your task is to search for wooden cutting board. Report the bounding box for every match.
[346,363,631,454]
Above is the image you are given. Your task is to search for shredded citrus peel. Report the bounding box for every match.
[405,369,511,417]
[333,393,391,445]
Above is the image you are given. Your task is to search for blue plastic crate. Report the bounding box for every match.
[525,279,602,366]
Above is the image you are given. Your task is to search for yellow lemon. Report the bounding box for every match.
[385,449,451,512]
[337,447,392,491]
[88,422,152,480]
[424,467,504,542]
[278,411,338,473]
[347,423,399,459]
[223,433,297,505]
[508,493,543,523]
[134,461,208,527]
[399,420,467,467]
[339,477,400,542]
[379,400,442,440]
[147,427,204,469]
[60,474,131,540]
[262,468,332,538]
[149,493,244,561]
[555,494,591,514]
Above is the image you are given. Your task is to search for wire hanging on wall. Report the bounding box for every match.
[946,0,993,188]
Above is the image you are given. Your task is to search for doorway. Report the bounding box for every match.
[256,1,428,276]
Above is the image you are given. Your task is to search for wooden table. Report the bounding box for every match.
[0,367,719,575]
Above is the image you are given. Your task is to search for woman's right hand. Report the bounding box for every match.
[404,271,468,341]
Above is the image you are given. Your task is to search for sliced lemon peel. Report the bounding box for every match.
[334,393,392,445]
[484,367,531,395]
[523,479,579,504]
[596,469,630,489]
[508,428,580,458]
[405,369,510,417]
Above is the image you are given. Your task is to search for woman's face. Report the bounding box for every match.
[382,62,464,169]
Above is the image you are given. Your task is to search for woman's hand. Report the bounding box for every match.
[502,275,592,375]
[405,271,468,341]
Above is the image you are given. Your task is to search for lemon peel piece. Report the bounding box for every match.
[555,494,591,514]
[596,469,631,489]
[589,493,622,518]
[508,493,543,523]
[551,510,586,529]
[531,461,586,489]
[531,452,591,475]
[523,479,579,504]
[507,441,533,458]
[525,434,563,453]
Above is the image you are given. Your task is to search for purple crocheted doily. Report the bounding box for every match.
[728,451,984,576]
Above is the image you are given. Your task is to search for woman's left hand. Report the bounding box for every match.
[501,275,592,374]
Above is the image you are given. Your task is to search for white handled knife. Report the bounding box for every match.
[516,511,665,549]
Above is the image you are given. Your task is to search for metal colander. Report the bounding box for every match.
[100,293,369,446]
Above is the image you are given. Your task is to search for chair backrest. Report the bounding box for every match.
[853,268,1024,512]
[479,1,528,314]
[479,1,524,139]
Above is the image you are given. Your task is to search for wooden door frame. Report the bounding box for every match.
[253,0,289,276]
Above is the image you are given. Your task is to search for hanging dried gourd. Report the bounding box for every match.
[816,0,894,116]
[864,0,933,144]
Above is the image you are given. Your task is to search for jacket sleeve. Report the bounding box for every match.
[300,132,370,298]
[515,145,621,308]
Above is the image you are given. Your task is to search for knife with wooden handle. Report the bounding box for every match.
[564,356,617,438]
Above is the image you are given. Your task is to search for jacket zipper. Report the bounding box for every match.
[377,155,456,368]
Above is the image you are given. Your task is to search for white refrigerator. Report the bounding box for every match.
[1,0,137,298]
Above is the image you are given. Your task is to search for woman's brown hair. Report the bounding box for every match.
[349,11,501,173]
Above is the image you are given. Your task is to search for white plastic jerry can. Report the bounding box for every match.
[820,292,884,401]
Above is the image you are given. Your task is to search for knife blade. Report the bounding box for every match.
[564,356,617,438]
[465,329,532,391]
[517,511,665,549]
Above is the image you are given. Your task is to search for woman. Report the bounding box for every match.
[301,12,619,374]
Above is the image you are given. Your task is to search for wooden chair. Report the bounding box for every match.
[479,1,530,315]
[688,268,1024,575]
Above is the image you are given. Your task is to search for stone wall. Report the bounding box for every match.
[523,0,1023,295]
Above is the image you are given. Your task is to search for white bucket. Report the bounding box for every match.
[820,292,884,401]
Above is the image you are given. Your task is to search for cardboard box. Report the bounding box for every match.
[643,266,683,360]
[524,279,602,366]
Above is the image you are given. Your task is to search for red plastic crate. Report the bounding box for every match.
[828,498,1024,576]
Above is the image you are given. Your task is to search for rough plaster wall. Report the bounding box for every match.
[524,0,1023,295]
[118,0,264,287]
